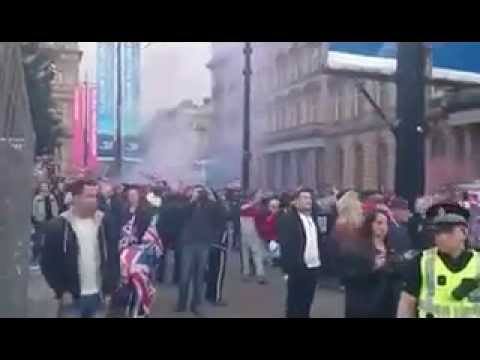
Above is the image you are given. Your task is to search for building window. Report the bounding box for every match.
[377,141,388,192]
[281,152,291,189]
[276,57,287,87]
[389,83,397,108]
[335,87,344,122]
[335,146,345,189]
[308,94,314,123]
[431,130,447,159]
[266,154,276,190]
[300,47,308,76]
[282,104,288,129]
[379,83,389,109]
[453,127,466,161]
[288,101,296,128]
[54,70,64,84]
[296,100,302,125]
[316,148,326,191]
[310,46,322,73]
[354,143,364,191]
[352,86,362,118]
[267,106,273,132]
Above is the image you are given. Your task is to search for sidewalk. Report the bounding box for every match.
[27,270,57,318]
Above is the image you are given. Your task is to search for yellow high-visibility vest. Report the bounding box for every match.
[418,248,480,318]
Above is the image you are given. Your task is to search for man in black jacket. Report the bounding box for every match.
[176,185,226,316]
[278,188,322,318]
[41,179,119,318]
[156,192,189,284]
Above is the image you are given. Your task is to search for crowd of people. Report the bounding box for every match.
[30,174,480,318]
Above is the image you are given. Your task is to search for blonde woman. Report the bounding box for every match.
[336,191,364,230]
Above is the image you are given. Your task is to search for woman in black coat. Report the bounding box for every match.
[336,209,403,318]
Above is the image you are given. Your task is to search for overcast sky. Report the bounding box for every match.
[79,42,212,121]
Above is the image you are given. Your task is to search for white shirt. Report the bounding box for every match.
[70,217,100,296]
[299,212,321,269]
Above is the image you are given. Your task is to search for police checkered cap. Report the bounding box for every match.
[426,203,470,227]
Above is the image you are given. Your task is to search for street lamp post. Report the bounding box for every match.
[395,43,427,208]
[242,42,252,193]
[83,79,89,168]
[115,42,123,176]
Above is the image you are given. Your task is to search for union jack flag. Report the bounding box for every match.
[119,215,138,251]
[117,215,163,318]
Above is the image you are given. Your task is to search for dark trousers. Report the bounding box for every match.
[177,244,210,311]
[232,225,241,249]
[156,247,182,284]
[173,247,181,284]
[58,294,104,318]
[32,223,46,263]
[206,246,227,303]
[286,268,319,318]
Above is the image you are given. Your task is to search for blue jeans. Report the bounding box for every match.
[58,294,104,318]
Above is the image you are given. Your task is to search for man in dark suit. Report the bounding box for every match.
[278,188,322,318]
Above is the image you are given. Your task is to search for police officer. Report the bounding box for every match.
[397,203,480,318]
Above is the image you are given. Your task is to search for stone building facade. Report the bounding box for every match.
[208,42,480,193]
[40,42,83,175]
[208,42,397,192]
[426,109,480,193]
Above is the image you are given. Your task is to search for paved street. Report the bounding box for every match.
[151,251,345,318]
[27,250,345,318]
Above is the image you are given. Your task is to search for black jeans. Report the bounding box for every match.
[286,268,319,318]
[177,244,210,311]
[206,246,228,303]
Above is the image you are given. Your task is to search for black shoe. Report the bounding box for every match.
[191,307,206,318]
[212,300,228,307]
[175,305,187,313]
[257,277,268,285]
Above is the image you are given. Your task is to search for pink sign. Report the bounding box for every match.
[70,83,98,175]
